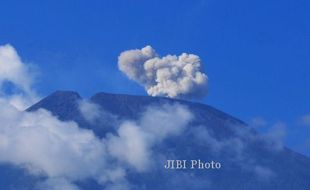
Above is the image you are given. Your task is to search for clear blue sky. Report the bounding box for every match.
[0,0,309,155]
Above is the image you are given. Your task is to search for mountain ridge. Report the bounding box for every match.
[27,90,246,126]
[14,90,310,190]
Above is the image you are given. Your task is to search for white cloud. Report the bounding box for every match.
[78,100,102,122]
[190,124,282,179]
[35,178,81,190]
[0,44,33,92]
[0,99,133,189]
[107,121,151,172]
[78,100,118,125]
[247,117,286,151]
[260,122,286,151]
[254,165,275,181]
[0,102,107,180]
[140,104,194,140]
[118,45,208,99]
[191,126,245,160]
[0,93,193,189]
[0,44,39,110]
[106,103,193,172]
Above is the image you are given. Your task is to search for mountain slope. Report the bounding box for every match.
[1,91,309,190]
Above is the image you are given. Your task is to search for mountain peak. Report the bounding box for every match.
[27,90,246,127]
[49,90,81,99]
[26,90,82,121]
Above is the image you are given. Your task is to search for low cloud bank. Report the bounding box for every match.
[0,100,108,188]
[0,98,193,189]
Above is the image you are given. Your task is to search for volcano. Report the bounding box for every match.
[1,90,310,190]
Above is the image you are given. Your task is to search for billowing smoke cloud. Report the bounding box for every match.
[0,44,39,110]
[118,45,208,99]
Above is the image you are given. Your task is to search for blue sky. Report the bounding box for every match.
[0,0,309,155]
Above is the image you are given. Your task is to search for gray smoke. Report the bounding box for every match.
[118,45,208,99]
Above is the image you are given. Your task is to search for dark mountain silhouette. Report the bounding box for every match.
[1,90,310,190]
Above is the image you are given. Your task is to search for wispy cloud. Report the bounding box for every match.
[249,117,268,128]
[298,114,310,127]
